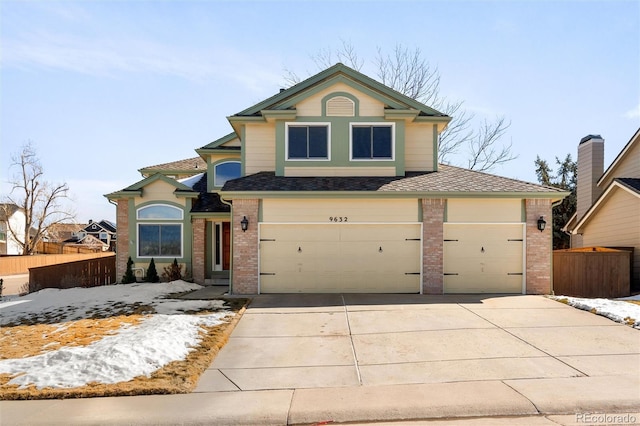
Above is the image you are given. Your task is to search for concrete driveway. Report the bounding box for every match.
[2,294,638,425]
[195,293,640,423]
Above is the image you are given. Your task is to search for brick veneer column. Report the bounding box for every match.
[116,199,129,282]
[192,218,206,285]
[422,198,445,294]
[525,199,553,294]
[232,199,259,294]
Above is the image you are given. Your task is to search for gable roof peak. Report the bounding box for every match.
[232,62,448,119]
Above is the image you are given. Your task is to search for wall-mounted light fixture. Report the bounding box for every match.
[240,216,249,232]
[537,216,546,232]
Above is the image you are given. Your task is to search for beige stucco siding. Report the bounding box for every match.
[221,137,241,147]
[581,187,640,284]
[295,82,385,117]
[405,123,435,171]
[599,141,640,189]
[262,198,419,223]
[207,152,241,165]
[447,199,522,223]
[244,123,276,175]
[135,180,187,206]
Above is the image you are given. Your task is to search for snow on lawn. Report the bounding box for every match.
[0,281,232,389]
[551,294,640,329]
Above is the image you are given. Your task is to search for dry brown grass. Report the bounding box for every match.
[0,316,144,359]
[0,298,248,400]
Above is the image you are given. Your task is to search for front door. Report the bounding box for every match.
[222,222,230,270]
[214,222,232,271]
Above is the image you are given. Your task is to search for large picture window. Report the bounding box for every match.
[286,124,329,160]
[138,224,182,257]
[137,204,183,258]
[214,161,241,186]
[351,124,394,160]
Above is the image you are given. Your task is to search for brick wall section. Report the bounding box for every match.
[115,199,129,282]
[422,198,445,294]
[525,198,553,294]
[232,199,259,294]
[192,218,206,285]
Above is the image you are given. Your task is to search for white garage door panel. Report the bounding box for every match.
[444,224,524,294]
[260,224,421,293]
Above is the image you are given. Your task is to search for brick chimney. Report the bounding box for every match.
[576,134,604,222]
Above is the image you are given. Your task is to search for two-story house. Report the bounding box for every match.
[107,63,566,295]
[0,203,26,255]
[563,129,640,289]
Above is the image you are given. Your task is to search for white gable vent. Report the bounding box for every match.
[326,96,355,117]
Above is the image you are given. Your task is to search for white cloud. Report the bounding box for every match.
[623,102,640,119]
[1,31,282,93]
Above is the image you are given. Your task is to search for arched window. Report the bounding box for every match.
[214,161,241,186]
[137,204,183,220]
[137,204,183,258]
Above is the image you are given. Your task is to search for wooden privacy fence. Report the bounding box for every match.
[0,252,114,276]
[36,241,105,255]
[29,255,116,293]
[553,247,632,298]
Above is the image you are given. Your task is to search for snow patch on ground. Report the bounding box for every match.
[551,294,640,329]
[0,281,233,389]
[0,281,225,326]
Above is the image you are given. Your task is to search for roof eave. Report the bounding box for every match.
[573,180,640,233]
[597,127,640,187]
[220,190,569,200]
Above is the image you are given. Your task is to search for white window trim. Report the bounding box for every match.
[349,122,395,161]
[137,204,184,220]
[136,222,184,259]
[285,122,332,161]
[213,161,242,187]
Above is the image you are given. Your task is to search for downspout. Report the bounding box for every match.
[219,194,234,295]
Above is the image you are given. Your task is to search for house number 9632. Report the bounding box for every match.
[329,216,348,222]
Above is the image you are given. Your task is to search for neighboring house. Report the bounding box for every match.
[564,129,640,288]
[65,220,117,252]
[0,204,26,255]
[139,157,207,180]
[107,63,567,295]
[46,223,85,243]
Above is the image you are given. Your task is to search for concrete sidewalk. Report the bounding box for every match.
[1,294,639,425]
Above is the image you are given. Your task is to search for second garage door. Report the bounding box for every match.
[443,224,525,294]
[259,224,422,293]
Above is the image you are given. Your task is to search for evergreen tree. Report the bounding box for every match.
[162,258,183,282]
[146,258,160,283]
[534,154,576,249]
[121,256,136,284]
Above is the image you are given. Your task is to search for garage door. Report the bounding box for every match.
[443,224,524,294]
[259,224,421,293]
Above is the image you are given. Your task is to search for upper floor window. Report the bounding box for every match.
[137,204,183,220]
[350,123,394,160]
[286,123,330,160]
[214,161,241,186]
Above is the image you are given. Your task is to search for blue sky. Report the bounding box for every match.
[1,0,638,223]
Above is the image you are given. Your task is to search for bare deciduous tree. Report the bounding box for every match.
[2,142,75,255]
[283,41,515,171]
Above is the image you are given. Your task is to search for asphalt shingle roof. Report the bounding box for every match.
[616,178,640,194]
[191,174,231,213]
[222,164,564,194]
[140,157,206,173]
